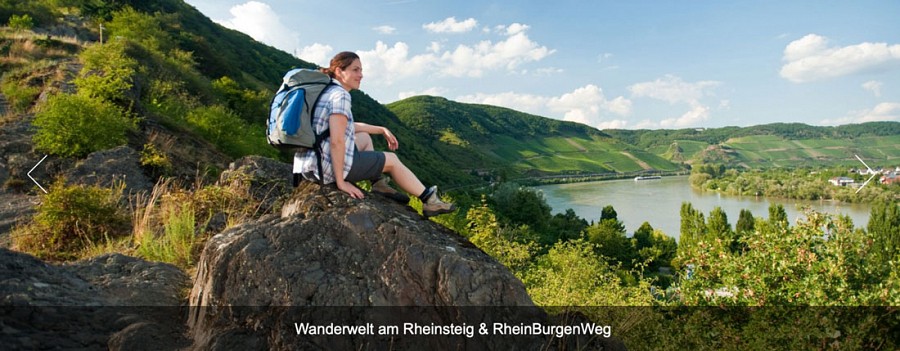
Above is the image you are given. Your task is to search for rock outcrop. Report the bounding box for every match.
[0,249,191,350]
[64,145,154,194]
[1,159,620,350]
[187,181,548,350]
[217,155,293,215]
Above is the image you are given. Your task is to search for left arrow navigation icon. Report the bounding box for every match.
[28,155,49,194]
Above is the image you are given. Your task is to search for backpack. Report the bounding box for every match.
[266,68,337,150]
[267,68,337,183]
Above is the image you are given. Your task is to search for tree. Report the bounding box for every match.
[868,202,900,277]
[678,202,706,249]
[546,208,588,245]
[491,183,552,234]
[707,207,738,253]
[600,205,617,221]
[634,222,677,274]
[674,202,706,270]
[707,207,732,239]
[768,203,788,228]
[734,209,754,253]
[465,196,535,274]
[736,209,755,234]
[633,222,655,250]
[586,205,635,268]
[524,240,653,307]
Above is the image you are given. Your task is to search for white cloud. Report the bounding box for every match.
[398,87,449,100]
[629,75,721,128]
[823,102,900,125]
[660,103,711,128]
[596,119,630,130]
[780,34,900,83]
[360,23,554,83]
[216,1,298,52]
[294,43,333,67]
[456,85,632,130]
[534,67,564,76]
[633,119,660,129]
[629,74,720,104]
[373,25,397,35]
[438,28,554,77]
[423,17,478,33]
[357,41,437,85]
[427,41,442,53]
[598,53,613,63]
[862,80,883,97]
[499,23,530,36]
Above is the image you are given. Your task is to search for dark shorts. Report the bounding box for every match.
[346,148,385,182]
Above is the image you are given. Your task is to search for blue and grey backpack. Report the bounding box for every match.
[267,68,338,183]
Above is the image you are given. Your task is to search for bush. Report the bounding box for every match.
[12,180,129,260]
[33,93,136,158]
[185,105,277,158]
[140,142,173,177]
[74,39,137,103]
[8,14,34,32]
[0,78,40,113]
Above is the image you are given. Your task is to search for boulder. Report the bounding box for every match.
[188,181,549,350]
[0,249,191,350]
[217,155,292,215]
[64,145,154,194]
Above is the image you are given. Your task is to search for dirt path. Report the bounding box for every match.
[565,138,588,152]
[621,151,652,170]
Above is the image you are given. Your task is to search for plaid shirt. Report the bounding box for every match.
[293,81,355,184]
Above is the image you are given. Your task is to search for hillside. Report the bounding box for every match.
[607,122,900,168]
[386,96,683,184]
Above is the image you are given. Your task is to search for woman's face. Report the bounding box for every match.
[336,59,363,91]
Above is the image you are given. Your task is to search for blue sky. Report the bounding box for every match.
[184,0,900,130]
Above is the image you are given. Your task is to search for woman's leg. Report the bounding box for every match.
[382,152,426,196]
[355,132,373,152]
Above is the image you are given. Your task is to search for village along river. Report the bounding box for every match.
[536,176,873,241]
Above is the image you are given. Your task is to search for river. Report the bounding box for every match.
[535,176,873,241]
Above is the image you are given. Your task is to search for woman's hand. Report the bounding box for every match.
[336,180,364,199]
[382,127,399,151]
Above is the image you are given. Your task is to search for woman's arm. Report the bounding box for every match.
[330,114,364,198]
[354,122,398,151]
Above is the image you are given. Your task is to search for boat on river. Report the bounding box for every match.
[634,175,662,181]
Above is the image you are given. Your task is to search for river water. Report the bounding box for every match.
[536,176,873,241]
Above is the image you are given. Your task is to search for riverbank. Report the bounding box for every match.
[536,176,873,240]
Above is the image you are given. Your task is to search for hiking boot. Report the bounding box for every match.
[421,186,457,218]
[371,176,410,204]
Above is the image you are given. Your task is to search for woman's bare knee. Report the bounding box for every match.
[355,132,373,151]
[383,152,399,172]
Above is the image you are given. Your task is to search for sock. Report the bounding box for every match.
[418,186,435,201]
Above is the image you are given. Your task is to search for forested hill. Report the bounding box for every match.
[386,96,682,183]
[604,121,900,168]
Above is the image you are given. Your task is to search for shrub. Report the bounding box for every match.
[140,142,173,177]
[12,180,129,261]
[8,14,34,33]
[0,78,40,113]
[33,93,136,158]
[74,39,137,103]
[185,105,277,158]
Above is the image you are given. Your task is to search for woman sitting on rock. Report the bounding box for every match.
[293,51,456,218]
